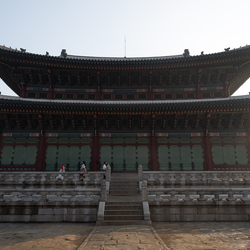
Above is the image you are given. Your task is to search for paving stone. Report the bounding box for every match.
[2,222,250,249]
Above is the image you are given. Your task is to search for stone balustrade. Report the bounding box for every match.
[139,170,250,221]
[0,171,109,222]
[140,171,250,186]
[0,171,107,203]
[0,171,106,186]
[0,189,101,203]
[146,187,250,204]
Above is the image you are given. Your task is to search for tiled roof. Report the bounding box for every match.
[1,45,250,66]
[0,95,250,112]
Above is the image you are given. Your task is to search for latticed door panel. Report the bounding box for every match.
[158,145,170,170]
[57,146,69,167]
[25,146,37,165]
[100,145,112,169]
[80,145,91,170]
[112,146,124,170]
[212,145,224,165]
[125,146,136,171]
[170,146,181,170]
[100,144,149,171]
[13,146,26,165]
[223,145,236,165]
[45,145,92,170]
[191,145,204,170]
[158,145,204,170]
[1,146,13,165]
[181,146,192,170]
[235,145,248,165]
[69,146,80,170]
[212,144,249,165]
[45,146,57,170]
[137,146,149,170]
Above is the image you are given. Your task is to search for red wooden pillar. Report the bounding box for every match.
[90,136,100,171]
[149,136,159,171]
[247,133,250,164]
[203,135,213,171]
[36,133,46,171]
[0,133,3,164]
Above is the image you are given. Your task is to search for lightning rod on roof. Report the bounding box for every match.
[124,36,126,58]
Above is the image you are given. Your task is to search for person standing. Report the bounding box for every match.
[80,161,87,180]
[102,161,109,171]
[56,163,65,180]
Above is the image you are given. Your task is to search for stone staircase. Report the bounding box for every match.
[98,173,151,225]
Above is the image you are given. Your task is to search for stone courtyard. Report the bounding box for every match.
[1,222,250,249]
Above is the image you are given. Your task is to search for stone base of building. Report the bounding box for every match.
[0,202,98,222]
[150,203,250,222]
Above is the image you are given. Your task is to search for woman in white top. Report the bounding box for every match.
[80,161,87,180]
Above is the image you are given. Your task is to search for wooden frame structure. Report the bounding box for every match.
[0,45,250,171]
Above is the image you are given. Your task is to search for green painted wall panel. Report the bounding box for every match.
[13,146,26,165]
[1,146,13,165]
[25,146,37,165]
[236,145,248,165]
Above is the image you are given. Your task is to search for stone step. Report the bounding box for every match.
[110,184,138,189]
[104,215,144,221]
[106,195,142,202]
[110,187,138,190]
[105,210,143,215]
[105,201,142,206]
[105,205,143,211]
[109,193,140,196]
[110,184,138,188]
[96,220,152,226]
[109,192,139,196]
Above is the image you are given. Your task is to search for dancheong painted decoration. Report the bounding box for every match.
[0,45,250,171]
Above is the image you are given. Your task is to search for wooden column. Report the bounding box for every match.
[36,133,46,171]
[149,114,158,170]
[247,133,250,164]
[223,83,230,97]
[90,136,100,171]
[203,135,213,171]
[0,133,3,163]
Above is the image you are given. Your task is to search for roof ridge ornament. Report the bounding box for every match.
[183,49,190,57]
[61,49,67,58]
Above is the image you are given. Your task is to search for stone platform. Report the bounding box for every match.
[1,222,250,249]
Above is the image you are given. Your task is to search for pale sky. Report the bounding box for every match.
[0,0,249,96]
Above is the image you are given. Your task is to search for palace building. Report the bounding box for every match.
[0,45,250,172]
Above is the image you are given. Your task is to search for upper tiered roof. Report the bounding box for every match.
[0,45,250,100]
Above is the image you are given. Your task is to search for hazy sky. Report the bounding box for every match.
[0,0,249,96]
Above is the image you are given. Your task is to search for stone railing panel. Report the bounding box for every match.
[142,171,250,187]
[147,187,250,204]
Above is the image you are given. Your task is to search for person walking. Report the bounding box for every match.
[80,161,87,180]
[56,163,65,180]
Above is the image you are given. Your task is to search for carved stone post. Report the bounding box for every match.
[138,164,142,181]
[106,166,111,182]
[142,180,148,202]
[100,180,107,202]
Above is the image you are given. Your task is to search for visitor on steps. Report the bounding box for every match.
[80,161,87,180]
[102,161,109,179]
[56,163,65,180]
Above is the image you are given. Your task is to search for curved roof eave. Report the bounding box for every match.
[0,94,250,111]
[1,44,250,66]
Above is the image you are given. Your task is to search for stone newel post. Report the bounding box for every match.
[100,180,107,201]
[142,180,148,202]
